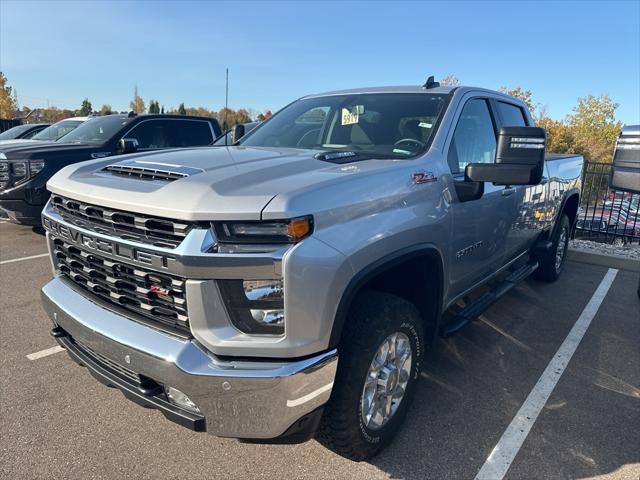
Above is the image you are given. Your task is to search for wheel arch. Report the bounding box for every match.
[329,244,445,349]
[556,189,581,236]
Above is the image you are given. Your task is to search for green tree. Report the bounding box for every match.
[161,105,165,114]
[0,72,18,118]
[178,103,186,115]
[148,100,160,114]
[79,98,93,116]
[99,104,113,115]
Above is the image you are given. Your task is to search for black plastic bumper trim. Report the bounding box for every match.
[54,328,206,432]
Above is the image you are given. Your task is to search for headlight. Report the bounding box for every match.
[212,216,313,244]
[218,279,285,335]
[10,160,45,184]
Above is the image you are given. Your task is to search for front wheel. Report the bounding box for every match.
[534,214,570,282]
[317,292,424,460]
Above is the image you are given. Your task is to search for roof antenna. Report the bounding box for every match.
[224,67,229,147]
[423,75,440,89]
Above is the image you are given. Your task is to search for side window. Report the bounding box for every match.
[497,101,528,127]
[169,120,214,147]
[447,99,497,174]
[125,120,214,149]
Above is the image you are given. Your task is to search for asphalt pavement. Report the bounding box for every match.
[1,220,638,479]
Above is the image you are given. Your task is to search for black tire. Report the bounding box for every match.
[316,291,424,461]
[534,214,570,282]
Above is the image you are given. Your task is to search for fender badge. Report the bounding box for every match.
[412,171,437,185]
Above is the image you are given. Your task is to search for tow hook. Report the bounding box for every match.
[50,326,68,338]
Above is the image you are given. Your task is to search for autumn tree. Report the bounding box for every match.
[0,72,18,118]
[130,85,145,114]
[79,98,93,116]
[440,75,460,86]
[499,86,536,115]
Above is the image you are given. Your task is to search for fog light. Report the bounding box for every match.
[218,279,285,335]
[166,386,201,414]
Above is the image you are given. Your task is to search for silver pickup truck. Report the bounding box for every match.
[40,80,584,460]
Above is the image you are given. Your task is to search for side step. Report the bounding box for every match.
[440,260,538,338]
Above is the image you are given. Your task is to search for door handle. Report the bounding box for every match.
[502,187,516,197]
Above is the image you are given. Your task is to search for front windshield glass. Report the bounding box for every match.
[240,93,448,158]
[33,120,84,141]
[57,116,132,145]
[0,124,31,140]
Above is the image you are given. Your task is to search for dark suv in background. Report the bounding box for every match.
[0,114,220,225]
[0,123,50,141]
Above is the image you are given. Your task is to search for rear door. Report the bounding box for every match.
[494,100,548,260]
[446,96,517,298]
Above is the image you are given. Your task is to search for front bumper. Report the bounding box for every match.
[0,198,43,225]
[41,276,338,440]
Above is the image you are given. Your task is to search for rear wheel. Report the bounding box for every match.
[534,214,570,282]
[317,292,424,461]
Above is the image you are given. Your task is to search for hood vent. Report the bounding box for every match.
[103,159,203,182]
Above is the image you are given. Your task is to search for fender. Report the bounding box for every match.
[553,188,581,236]
[328,243,445,349]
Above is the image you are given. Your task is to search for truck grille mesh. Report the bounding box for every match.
[50,194,197,249]
[52,237,190,333]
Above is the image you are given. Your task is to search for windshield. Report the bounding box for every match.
[240,93,448,158]
[57,116,132,145]
[33,120,84,141]
[0,124,32,140]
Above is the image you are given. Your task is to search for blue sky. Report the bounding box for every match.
[1,0,639,123]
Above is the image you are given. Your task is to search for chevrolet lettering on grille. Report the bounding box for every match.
[42,216,178,271]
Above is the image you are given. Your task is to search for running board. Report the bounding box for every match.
[440,260,539,338]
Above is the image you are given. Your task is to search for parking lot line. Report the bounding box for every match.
[474,267,619,480]
[26,345,65,360]
[0,253,49,265]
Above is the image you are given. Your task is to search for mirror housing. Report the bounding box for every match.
[118,138,139,154]
[231,124,245,144]
[466,126,546,185]
[609,125,640,194]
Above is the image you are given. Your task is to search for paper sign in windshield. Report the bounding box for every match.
[341,108,359,126]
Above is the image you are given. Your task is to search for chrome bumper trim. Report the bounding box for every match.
[41,277,338,439]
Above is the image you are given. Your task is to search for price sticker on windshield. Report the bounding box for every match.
[341,107,359,126]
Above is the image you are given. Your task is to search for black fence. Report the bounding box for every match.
[576,161,639,245]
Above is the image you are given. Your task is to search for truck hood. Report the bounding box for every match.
[0,140,96,158]
[47,146,399,221]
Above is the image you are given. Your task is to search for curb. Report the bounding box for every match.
[568,248,640,272]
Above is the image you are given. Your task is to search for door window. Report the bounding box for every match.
[125,120,213,149]
[497,101,528,127]
[447,99,497,174]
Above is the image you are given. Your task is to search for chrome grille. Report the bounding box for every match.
[0,161,9,190]
[50,194,197,249]
[52,237,189,333]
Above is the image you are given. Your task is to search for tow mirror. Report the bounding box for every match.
[118,138,139,154]
[466,126,546,185]
[231,124,245,144]
[609,125,640,194]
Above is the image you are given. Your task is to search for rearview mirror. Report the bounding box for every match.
[609,125,640,194]
[466,126,546,185]
[118,138,138,154]
[231,124,245,144]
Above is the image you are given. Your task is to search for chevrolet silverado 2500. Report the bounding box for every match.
[40,81,584,460]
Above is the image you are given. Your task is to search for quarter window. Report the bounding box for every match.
[448,99,497,174]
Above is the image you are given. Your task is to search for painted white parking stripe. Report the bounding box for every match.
[474,268,618,480]
[0,253,48,265]
[26,345,65,360]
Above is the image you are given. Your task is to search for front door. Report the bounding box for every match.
[447,97,518,299]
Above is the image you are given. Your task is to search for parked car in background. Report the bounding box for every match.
[39,81,583,460]
[0,113,221,225]
[212,121,260,145]
[0,117,88,147]
[0,123,50,141]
